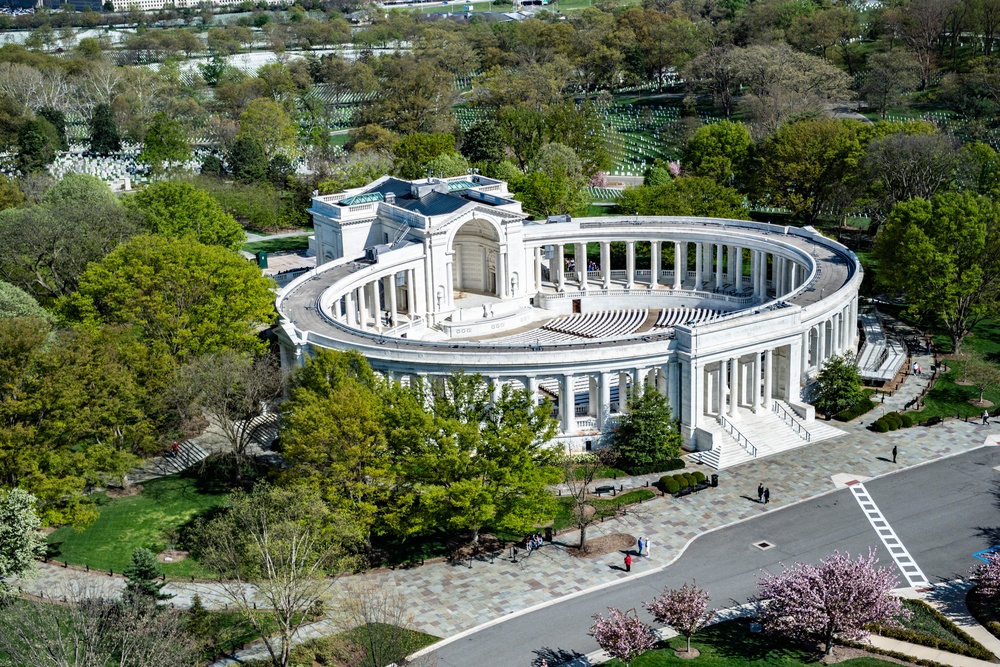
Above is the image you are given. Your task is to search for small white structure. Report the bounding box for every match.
[275,175,862,468]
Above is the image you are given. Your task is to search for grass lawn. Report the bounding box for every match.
[895,599,978,648]
[906,318,1000,422]
[46,470,231,579]
[242,234,312,254]
[551,489,656,532]
[599,619,902,666]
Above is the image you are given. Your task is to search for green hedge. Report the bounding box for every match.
[622,458,685,476]
[872,411,914,433]
[871,599,993,661]
[966,587,1000,642]
[658,472,710,494]
[835,397,877,422]
[662,478,680,493]
[692,471,706,483]
[900,412,915,428]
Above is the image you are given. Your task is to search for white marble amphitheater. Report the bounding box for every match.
[275,174,862,469]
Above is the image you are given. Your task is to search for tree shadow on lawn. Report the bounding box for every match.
[705,618,815,664]
[532,647,585,666]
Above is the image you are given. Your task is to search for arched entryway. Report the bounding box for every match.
[452,219,501,296]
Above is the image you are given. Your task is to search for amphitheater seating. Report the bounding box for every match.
[544,309,648,339]
[857,308,906,383]
[653,307,725,328]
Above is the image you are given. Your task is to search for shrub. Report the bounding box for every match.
[835,396,877,422]
[887,419,899,431]
[672,474,689,489]
[872,598,993,661]
[692,471,706,484]
[900,413,915,428]
[659,475,673,488]
[886,412,903,428]
[872,419,890,433]
[663,479,680,494]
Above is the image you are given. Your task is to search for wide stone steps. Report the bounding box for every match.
[693,401,845,470]
[129,440,210,483]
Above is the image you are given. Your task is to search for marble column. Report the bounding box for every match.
[598,372,611,429]
[667,361,679,414]
[650,241,659,288]
[715,244,724,290]
[601,241,611,289]
[626,241,636,289]
[556,244,565,292]
[695,243,703,288]
[357,284,368,328]
[715,363,725,417]
[673,242,683,289]
[576,243,587,290]
[728,357,738,418]
[387,274,398,326]
[763,349,773,409]
[752,352,761,413]
[817,322,826,368]
[344,291,354,325]
[561,373,575,433]
[528,376,540,405]
[533,247,542,292]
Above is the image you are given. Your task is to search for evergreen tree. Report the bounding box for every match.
[613,385,683,473]
[814,353,865,416]
[17,118,59,173]
[226,135,268,184]
[89,103,121,156]
[38,107,69,151]
[461,120,505,165]
[123,547,172,605]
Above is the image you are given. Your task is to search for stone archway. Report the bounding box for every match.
[452,219,501,296]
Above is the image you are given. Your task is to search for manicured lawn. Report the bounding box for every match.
[599,619,901,666]
[906,318,1000,422]
[551,489,656,532]
[242,234,312,254]
[895,599,977,648]
[46,470,231,579]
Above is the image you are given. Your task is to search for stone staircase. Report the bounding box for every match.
[692,400,845,470]
[128,440,210,483]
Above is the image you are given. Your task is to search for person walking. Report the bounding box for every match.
[763,487,770,504]
[892,445,897,463]
[172,440,179,456]
[624,554,632,572]
[984,410,990,426]
[757,483,764,503]
[637,536,644,556]
[645,538,651,558]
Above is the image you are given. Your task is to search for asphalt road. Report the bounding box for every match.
[429,446,1000,667]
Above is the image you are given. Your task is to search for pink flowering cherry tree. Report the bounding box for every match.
[751,548,907,655]
[589,607,657,666]
[644,582,714,654]
[971,552,1000,597]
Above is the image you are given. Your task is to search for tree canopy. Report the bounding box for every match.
[124,181,245,251]
[61,234,276,360]
[613,385,683,473]
[874,192,1000,352]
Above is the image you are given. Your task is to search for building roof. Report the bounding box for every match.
[357,177,474,218]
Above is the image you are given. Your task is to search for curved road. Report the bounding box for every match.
[429,446,1000,666]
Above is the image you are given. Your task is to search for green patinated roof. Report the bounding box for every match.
[339,192,384,206]
[447,180,477,192]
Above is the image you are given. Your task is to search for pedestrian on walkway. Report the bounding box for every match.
[757,483,764,503]
[763,488,770,504]
[985,410,990,425]
[892,445,897,463]
[172,441,179,455]
[913,361,919,376]
[624,554,632,572]
[637,536,644,556]
[645,538,651,558]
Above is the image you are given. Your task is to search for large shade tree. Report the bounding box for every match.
[613,385,683,473]
[124,181,245,251]
[874,192,1000,352]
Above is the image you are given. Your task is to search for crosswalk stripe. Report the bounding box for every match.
[848,482,931,588]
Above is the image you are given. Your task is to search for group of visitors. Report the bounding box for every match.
[756,482,770,504]
[525,533,544,553]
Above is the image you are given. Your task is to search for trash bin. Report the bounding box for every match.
[255,251,268,269]
[711,474,719,488]
[545,527,553,542]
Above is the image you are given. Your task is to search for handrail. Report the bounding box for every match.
[772,402,811,442]
[719,416,757,457]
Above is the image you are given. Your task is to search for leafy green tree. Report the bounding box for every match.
[37,107,68,151]
[226,135,269,184]
[89,103,121,156]
[123,547,172,605]
[139,113,191,175]
[461,120,506,165]
[0,281,51,321]
[400,372,560,545]
[236,98,299,161]
[683,121,753,184]
[16,118,59,174]
[0,175,24,212]
[543,101,612,177]
[61,234,276,360]
[813,353,865,416]
[618,176,749,219]
[198,484,361,667]
[875,192,1000,352]
[512,143,588,217]
[355,55,457,135]
[860,50,922,119]
[613,385,682,473]
[425,152,470,178]
[281,349,394,540]
[393,132,457,179]
[43,172,118,208]
[0,488,45,601]
[753,118,867,223]
[125,181,244,251]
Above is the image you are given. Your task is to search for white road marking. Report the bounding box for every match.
[848,482,931,589]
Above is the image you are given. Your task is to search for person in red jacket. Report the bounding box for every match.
[624,554,632,572]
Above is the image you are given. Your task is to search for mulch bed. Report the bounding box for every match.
[567,533,635,558]
[156,549,188,564]
[106,484,143,498]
